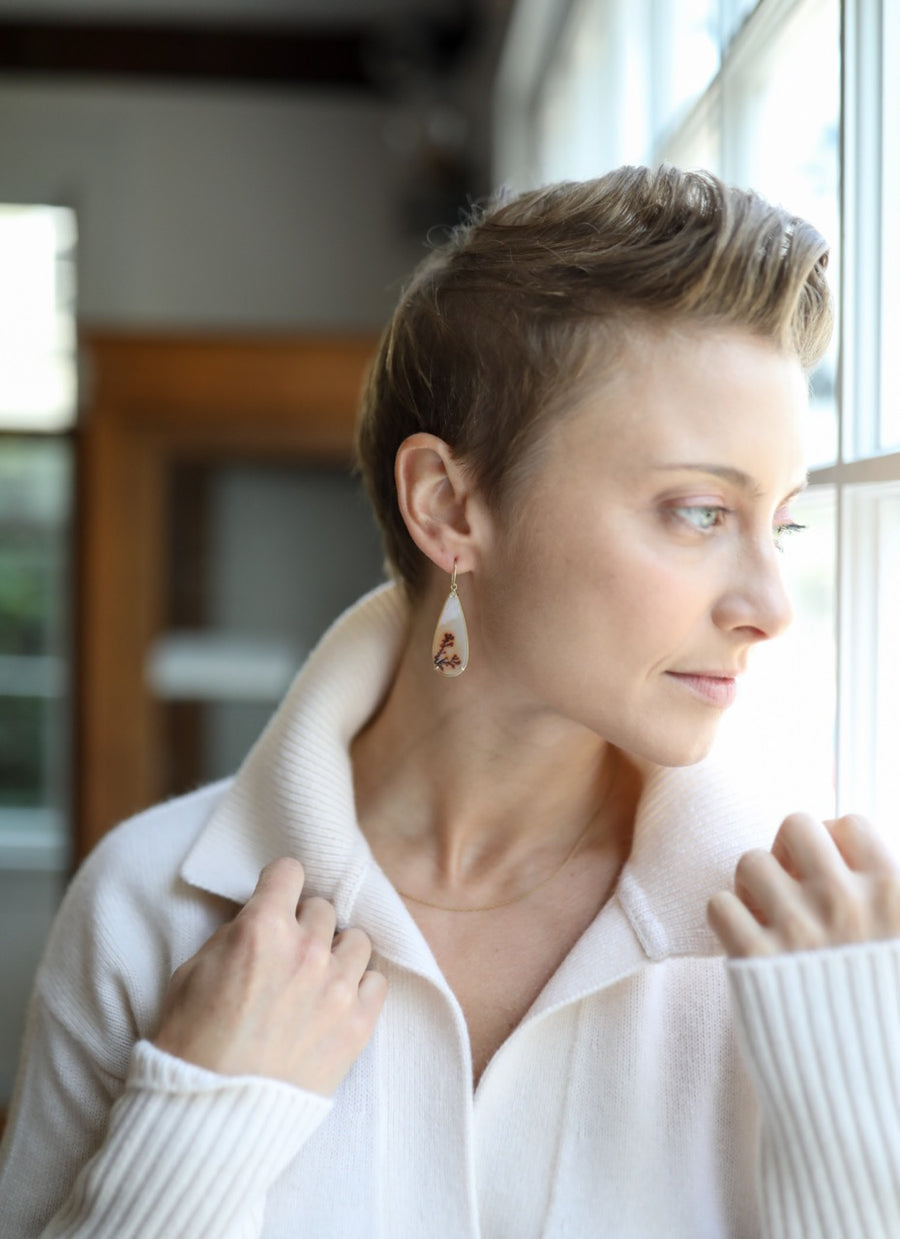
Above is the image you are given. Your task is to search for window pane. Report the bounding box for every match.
[872,487,900,834]
[0,206,77,433]
[535,0,610,183]
[721,0,760,47]
[0,437,72,827]
[838,481,900,839]
[534,0,650,180]
[728,0,840,468]
[660,104,721,174]
[0,439,71,650]
[881,0,900,450]
[0,697,56,808]
[0,436,72,1108]
[716,486,836,816]
[651,0,719,138]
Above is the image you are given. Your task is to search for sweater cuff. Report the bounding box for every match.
[43,1040,332,1239]
[728,939,900,1239]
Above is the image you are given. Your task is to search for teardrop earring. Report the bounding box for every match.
[432,562,469,677]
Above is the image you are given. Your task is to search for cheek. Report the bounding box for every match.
[589,550,712,656]
[581,535,695,608]
[483,503,710,663]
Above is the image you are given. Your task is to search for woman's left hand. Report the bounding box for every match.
[708,812,900,958]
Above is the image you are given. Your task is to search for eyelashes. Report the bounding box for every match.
[670,506,807,549]
[773,521,807,551]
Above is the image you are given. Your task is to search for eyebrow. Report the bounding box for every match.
[653,463,809,500]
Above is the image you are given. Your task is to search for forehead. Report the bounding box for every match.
[551,325,809,469]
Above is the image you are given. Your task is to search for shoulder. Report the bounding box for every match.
[36,782,238,1056]
[68,780,234,932]
[82,779,233,893]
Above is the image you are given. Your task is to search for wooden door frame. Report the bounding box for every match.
[75,331,378,862]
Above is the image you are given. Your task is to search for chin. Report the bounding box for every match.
[622,725,719,770]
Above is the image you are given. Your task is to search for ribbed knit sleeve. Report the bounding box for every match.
[38,1042,331,1239]
[728,939,900,1239]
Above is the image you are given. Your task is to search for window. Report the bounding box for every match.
[495,0,900,838]
[0,438,72,852]
[0,206,77,433]
[878,0,899,452]
[0,205,76,1106]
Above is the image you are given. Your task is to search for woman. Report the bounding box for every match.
[2,165,899,1238]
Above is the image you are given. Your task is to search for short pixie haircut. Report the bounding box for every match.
[355,164,833,596]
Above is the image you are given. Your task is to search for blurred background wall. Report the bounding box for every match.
[0,0,504,329]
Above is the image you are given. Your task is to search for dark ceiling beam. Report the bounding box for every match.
[0,16,473,92]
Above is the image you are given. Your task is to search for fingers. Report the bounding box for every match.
[332,925,375,972]
[297,895,337,944]
[357,968,389,1019]
[709,812,900,959]
[248,863,381,1004]
[244,861,376,989]
[734,847,809,929]
[246,856,307,918]
[332,928,384,1027]
[710,843,828,957]
[770,812,846,883]
[708,890,771,958]
[826,814,900,874]
[155,857,388,1094]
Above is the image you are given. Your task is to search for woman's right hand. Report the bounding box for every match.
[153,857,387,1096]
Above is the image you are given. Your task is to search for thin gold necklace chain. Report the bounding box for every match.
[393,809,602,914]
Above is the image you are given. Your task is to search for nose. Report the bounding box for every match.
[712,540,794,641]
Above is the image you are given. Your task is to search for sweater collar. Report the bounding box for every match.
[180,582,405,920]
[180,582,771,966]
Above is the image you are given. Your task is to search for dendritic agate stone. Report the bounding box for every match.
[432,590,468,677]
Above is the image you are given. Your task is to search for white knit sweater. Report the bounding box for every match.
[1,584,899,1238]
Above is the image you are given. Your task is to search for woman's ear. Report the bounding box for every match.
[394,433,486,575]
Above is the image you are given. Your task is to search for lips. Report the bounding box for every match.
[665,671,738,708]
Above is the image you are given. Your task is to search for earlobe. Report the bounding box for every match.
[394,433,480,574]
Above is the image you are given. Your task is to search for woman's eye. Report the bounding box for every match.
[672,505,726,531]
[773,521,807,551]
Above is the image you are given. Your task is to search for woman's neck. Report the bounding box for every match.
[351,601,642,903]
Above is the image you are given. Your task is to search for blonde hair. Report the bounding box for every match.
[356,164,833,594]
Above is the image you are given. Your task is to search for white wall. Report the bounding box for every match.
[0,77,425,329]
